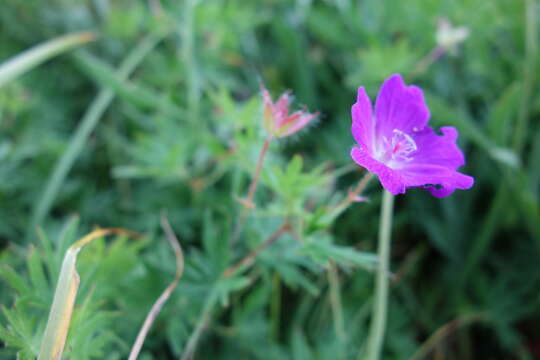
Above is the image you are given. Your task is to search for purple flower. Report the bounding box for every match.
[350,74,474,197]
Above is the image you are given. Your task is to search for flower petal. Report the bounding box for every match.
[410,126,465,169]
[350,147,405,195]
[398,126,474,197]
[274,92,291,123]
[374,74,430,139]
[280,112,317,137]
[400,163,474,196]
[351,87,375,153]
[425,173,474,198]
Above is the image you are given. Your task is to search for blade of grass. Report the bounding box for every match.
[179,289,219,360]
[512,0,538,153]
[328,262,346,348]
[128,213,184,360]
[74,51,185,117]
[38,228,137,360]
[182,0,200,124]
[0,31,95,88]
[28,32,165,238]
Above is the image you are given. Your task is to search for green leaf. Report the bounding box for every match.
[26,247,50,301]
[302,236,377,271]
[487,82,521,146]
[291,329,314,360]
[0,266,32,295]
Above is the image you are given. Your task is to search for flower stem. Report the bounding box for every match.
[231,137,272,244]
[330,172,374,215]
[245,137,272,206]
[364,190,395,360]
[413,46,445,75]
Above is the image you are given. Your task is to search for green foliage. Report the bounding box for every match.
[0,218,148,359]
[1,0,539,359]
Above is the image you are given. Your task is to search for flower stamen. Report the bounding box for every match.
[377,129,418,168]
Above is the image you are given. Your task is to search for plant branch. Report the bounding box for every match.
[334,172,374,210]
[224,222,290,278]
[245,138,272,208]
[231,138,273,244]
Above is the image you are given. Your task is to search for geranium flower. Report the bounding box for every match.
[350,74,474,197]
[261,85,318,138]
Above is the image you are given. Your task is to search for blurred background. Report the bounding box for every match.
[0,0,539,359]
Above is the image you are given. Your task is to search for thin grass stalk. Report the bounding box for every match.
[328,261,346,344]
[408,313,486,360]
[0,31,95,88]
[180,290,219,360]
[182,0,200,124]
[29,33,164,238]
[512,0,538,153]
[270,272,281,341]
[128,214,184,360]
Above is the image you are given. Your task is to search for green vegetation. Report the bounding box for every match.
[0,0,539,359]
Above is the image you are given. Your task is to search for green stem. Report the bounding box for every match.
[328,262,346,345]
[182,0,199,124]
[245,138,272,206]
[512,0,537,153]
[231,137,272,244]
[408,313,485,360]
[271,272,281,341]
[180,289,218,360]
[364,190,395,360]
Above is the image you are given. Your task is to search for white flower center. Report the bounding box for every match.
[376,129,418,168]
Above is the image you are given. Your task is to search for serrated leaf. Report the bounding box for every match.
[302,238,377,271]
[27,247,49,301]
[0,266,31,295]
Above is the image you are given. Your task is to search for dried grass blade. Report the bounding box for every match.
[38,228,137,360]
[128,214,184,360]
